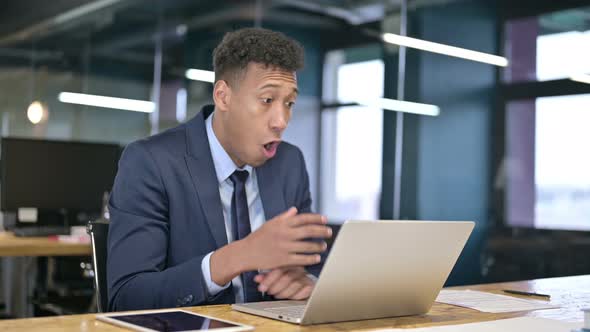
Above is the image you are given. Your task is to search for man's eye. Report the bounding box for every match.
[262,98,273,104]
[286,101,296,108]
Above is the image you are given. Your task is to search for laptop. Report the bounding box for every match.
[232,220,474,325]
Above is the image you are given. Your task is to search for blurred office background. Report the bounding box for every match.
[1,0,590,318]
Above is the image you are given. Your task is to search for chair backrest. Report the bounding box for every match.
[87,219,109,312]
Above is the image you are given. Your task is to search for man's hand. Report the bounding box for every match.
[240,207,331,271]
[210,207,331,286]
[254,267,315,300]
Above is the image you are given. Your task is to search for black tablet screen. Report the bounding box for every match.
[110,311,240,331]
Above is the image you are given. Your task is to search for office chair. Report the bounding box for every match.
[87,219,109,312]
[33,256,94,316]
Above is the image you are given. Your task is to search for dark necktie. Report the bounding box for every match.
[229,170,262,302]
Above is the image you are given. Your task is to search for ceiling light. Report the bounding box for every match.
[382,32,508,67]
[356,97,440,116]
[176,24,187,36]
[27,101,49,124]
[185,69,215,83]
[58,92,155,113]
[176,88,187,122]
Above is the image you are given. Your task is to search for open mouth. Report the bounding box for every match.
[262,141,280,158]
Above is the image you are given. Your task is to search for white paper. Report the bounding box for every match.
[374,317,581,332]
[435,289,558,313]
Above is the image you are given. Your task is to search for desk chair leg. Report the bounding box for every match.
[87,291,98,313]
[1,257,37,318]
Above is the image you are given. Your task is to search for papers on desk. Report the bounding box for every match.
[54,234,91,244]
[435,290,558,313]
[376,317,581,332]
[54,226,90,244]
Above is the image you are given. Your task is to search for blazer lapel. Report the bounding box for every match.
[184,107,228,248]
[257,161,287,221]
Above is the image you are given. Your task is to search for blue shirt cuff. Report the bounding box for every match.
[201,252,231,296]
[307,273,318,283]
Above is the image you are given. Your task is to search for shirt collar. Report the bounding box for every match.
[205,111,252,184]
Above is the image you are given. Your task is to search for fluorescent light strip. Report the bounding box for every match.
[58,92,155,113]
[185,69,215,83]
[382,32,508,67]
[570,73,590,84]
[356,97,440,116]
[176,88,187,122]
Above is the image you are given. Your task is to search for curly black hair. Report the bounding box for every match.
[212,28,304,85]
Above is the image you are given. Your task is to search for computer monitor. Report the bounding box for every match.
[1,137,121,225]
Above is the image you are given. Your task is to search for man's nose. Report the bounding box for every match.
[270,106,289,132]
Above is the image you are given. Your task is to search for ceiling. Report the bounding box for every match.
[0,0,412,79]
[1,0,588,78]
[0,0,398,49]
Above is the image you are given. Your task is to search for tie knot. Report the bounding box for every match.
[229,170,249,185]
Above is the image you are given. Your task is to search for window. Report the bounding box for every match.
[535,94,590,230]
[503,6,590,83]
[500,6,590,231]
[504,94,590,231]
[536,31,590,81]
[321,56,384,223]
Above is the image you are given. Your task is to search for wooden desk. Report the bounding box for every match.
[0,232,91,256]
[1,275,588,331]
[0,231,92,317]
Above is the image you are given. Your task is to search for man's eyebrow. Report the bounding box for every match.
[258,84,299,94]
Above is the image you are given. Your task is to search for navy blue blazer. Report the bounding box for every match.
[107,105,316,311]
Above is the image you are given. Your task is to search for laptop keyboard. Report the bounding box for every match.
[265,305,306,318]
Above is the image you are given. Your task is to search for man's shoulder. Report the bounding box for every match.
[275,141,304,162]
[141,123,186,149]
[129,114,204,155]
[125,118,197,158]
[262,141,306,174]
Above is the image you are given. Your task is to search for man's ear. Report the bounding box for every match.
[213,80,232,112]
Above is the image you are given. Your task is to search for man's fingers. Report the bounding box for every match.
[289,241,327,254]
[287,213,327,227]
[291,284,314,300]
[254,274,266,283]
[276,207,298,221]
[267,270,300,295]
[257,269,286,292]
[267,272,293,296]
[286,254,321,267]
[274,278,306,299]
[293,225,332,240]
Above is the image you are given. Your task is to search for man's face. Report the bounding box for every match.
[215,62,298,167]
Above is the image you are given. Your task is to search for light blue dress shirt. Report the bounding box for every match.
[201,112,266,303]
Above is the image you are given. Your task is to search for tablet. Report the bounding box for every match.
[97,309,254,332]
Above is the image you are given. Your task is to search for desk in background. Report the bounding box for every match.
[0,231,92,317]
[0,232,91,257]
[0,275,588,331]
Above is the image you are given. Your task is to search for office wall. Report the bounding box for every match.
[385,0,497,285]
[0,68,151,144]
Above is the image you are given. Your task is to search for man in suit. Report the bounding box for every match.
[107,27,332,311]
